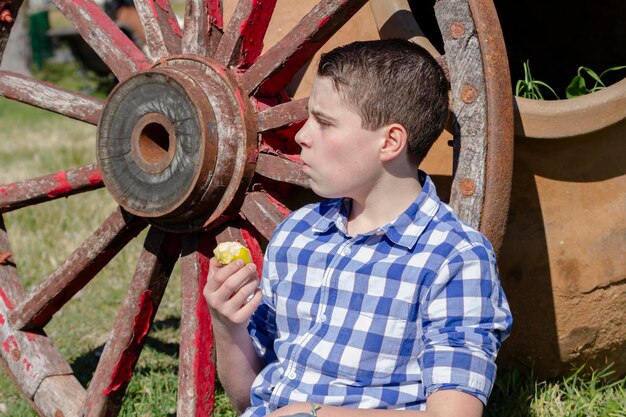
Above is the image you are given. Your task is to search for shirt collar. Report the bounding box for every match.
[311,171,441,249]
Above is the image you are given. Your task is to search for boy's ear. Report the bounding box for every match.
[379,123,408,162]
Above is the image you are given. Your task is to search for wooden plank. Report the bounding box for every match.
[182,0,223,56]
[178,234,215,417]
[135,0,182,58]
[0,215,78,411]
[10,208,146,330]
[434,0,486,230]
[255,153,310,188]
[33,374,86,417]
[213,0,277,68]
[0,71,104,124]
[51,0,150,81]
[240,191,289,240]
[256,98,308,132]
[81,227,181,417]
[241,0,369,95]
[0,164,104,214]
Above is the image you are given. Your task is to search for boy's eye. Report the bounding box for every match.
[318,119,331,127]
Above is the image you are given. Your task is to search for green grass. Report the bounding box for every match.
[2,74,626,417]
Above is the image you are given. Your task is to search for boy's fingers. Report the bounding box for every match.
[232,290,262,324]
[221,263,257,295]
[227,276,259,307]
[205,258,245,293]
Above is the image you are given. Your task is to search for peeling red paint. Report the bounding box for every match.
[26,332,36,342]
[0,287,14,309]
[0,9,14,24]
[0,251,12,264]
[0,188,7,195]
[2,335,17,353]
[207,0,223,30]
[168,17,183,37]
[238,0,277,69]
[194,248,214,416]
[0,314,4,325]
[47,171,73,198]
[317,15,331,27]
[155,0,170,12]
[22,358,32,372]
[88,170,103,185]
[103,290,154,396]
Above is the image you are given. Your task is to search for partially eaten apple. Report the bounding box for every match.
[213,241,252,266]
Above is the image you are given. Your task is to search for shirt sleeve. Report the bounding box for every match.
[419,243,512,405]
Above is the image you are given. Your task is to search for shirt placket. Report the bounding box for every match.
[267,238,352,411]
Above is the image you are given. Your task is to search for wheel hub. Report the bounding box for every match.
[96,57,257,232]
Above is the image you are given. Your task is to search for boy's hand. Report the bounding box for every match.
[203,257,262,329]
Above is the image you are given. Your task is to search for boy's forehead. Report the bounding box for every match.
[308,76,351,113]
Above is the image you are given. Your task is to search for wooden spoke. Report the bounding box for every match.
[256,97,308,132]
[135,0,183,58]
[178,233,215,417]
[241,0,369,95]
[240,191,290,240]
[0,71,103,125]
[9,208,146,331]
[51,0,150,81]
[0,164,104,214]
[0,215,85,417]
[81,227,181,417]
[256,153,309,188]
[182,0,224,56]
[213,0,277,68]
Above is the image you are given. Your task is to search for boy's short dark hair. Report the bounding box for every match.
[318,39,449,163]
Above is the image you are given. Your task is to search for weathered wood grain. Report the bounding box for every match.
[256,153,310,188]
[214,0,277,68]
[242,0,369,95]
[81,227,181,417]
[256,98,308,132]
[0,71,104,124]
[10,208,146,330]
[178,234,216,417]
[240,191,289,240]
[182,0,223,56]
[0,215,81,416]
[135,0,182,59]
[434,0,486,230]
[0,164,104,213]
[52,0,150,81]
[33,375,86,417]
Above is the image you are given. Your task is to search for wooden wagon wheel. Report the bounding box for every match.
[0,1,512,416]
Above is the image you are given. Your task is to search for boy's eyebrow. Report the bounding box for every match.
[306,105,337,122]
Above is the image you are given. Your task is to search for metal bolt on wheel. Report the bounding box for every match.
[0,1,512,416]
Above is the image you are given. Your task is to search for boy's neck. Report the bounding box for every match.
[346,173,422,237]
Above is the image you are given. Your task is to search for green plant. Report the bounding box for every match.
[565,65,626,98]
[515,60,559,100]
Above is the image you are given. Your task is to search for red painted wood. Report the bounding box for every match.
[240,224,264,274]
[255,153,309,188]
[256,97,307,132]
[240,191,290,240]
[0,71,104,124]
[178,234,216,417]
[81,227,181,417]
[135,0,182,58]
[52,0,150,81]
[241,0,369,95]
[0,164,104,213]
[9,208,146,330]
[0,215,85,416]
[213,0,277,69]
[183,0,224,57]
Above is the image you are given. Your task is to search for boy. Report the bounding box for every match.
[204,39,512,417]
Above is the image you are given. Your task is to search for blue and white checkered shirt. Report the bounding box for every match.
[242,172,512,417]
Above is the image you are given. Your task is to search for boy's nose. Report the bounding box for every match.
[294,120,311,148]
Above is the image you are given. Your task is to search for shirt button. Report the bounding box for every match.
[341,246,352,255]
[319,314,327,323]
[288,370,297,380]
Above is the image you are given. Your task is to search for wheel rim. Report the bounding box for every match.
[0,1,513,416]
